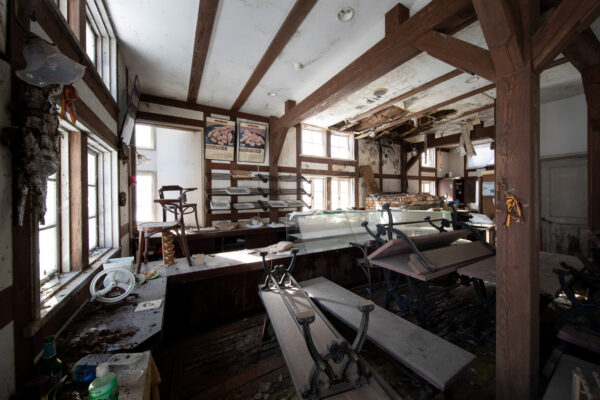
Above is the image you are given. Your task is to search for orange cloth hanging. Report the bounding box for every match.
[60,85,78,124]
[504,195,522,227]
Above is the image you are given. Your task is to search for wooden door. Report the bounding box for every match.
[541,155,588,255]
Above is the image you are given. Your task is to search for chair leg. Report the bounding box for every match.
[136,230,144,274]
[144,236,150,264]
[178,225,192,266]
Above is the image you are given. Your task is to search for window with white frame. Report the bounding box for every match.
[85,19,97,65]
[85,0,118,97]
[330,133,354,160]
[38,132,70,284]
[421,181,436,195]
[39,171,59,282]
[88,152,99,251]
[136,172,156,223]
[301,128,326,157]
[303,177,326,211]
[135,124,155,149]
[331,177,354,210]
[87,136,118,258]
[421,147,436,168]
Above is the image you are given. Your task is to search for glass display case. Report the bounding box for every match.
[286,209,453,252]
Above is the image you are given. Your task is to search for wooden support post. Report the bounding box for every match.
[494,66,540,400]
[400,141,407,193]
[67,0,86,43]
[69,131,89,271]
[582,66,600,231]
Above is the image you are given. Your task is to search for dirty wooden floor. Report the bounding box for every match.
[155,277,503,400]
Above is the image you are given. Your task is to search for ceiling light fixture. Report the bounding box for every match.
[410,146,419,157]
[337,7,355,22]
[293,62,304,71]
[368,129,376,138]
[465,76,480,84]
[267,91,277,97]
[373,88,388,97]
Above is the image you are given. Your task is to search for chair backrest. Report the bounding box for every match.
[159,185,185,202]
[154,198,185,224]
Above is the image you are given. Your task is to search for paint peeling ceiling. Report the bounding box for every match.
[106,0,596,137]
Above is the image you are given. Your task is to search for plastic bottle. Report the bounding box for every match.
[71,354,112,383]
[37,335,63,384]
[88,363,118,400]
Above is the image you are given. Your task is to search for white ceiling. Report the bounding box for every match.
[106,0,596,134]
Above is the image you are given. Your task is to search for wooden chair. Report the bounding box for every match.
[158,185,199,230]
[136,198,192,273]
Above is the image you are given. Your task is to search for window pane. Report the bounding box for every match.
[330,134,353,159]
[421,148,436,168]
[302,129,325,156]
[41,179,57,228]
[88,217,98,250]
[331,179,339,210]
[136,174,155,222]
[312,178,325,210]
[86,21,96,64]
[88,153,97,185]
[39,227,58,280]
[88,186,97,218]
[135,125,154,149]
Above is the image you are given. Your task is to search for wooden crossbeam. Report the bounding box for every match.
[532,0,600,71]
[187,0,219,103]
[472,0,524,74]
[562,29,600,71]
[268,0,476,163]
[414,31,496,82]
[230,0,317,112]
[423,124,495,148]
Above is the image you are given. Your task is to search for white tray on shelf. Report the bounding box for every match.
[226,187,252,195]
[210,200,230,210]
[266,200,288,208]
[233,202,255,210]
[285,199,306,207]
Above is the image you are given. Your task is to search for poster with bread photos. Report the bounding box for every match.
[237,121,267,163]
[205,117,236,161]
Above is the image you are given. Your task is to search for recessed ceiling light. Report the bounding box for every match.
[267,91,277,97]
[465,76,480,84]
[373,88,388,97]
[337,7,355,22]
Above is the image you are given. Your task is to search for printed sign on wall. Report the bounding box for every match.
[205,117,235,161]
[237,121,267,163]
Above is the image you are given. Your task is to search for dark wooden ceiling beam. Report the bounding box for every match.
[472,0,524,74]
[423,124,495,147]
[562,29,600,71]
[271,0,475,138]
[413,31,496,82]
[230,0,317,112]
[532,0,600,72]
[187,0,219,103]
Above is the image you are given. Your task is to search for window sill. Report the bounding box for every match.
[24,248,120,338]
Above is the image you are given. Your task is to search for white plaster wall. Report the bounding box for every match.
[0,322,15,398]
[278,127,296,168]
[437,151,449,177]
[358,140,379,171]
[540,94,587,157]
[0,59,12,292]
[155,127,205,227]
[448,151,464,177]
[381,140,401,175]
[407,179,419,193]
[383,179,401,192]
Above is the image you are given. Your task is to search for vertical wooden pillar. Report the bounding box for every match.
[68,0,86,44]
[495,66,540,399]
[69,131,89,270]
[582,66,600,231]
[400,141,407,193]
